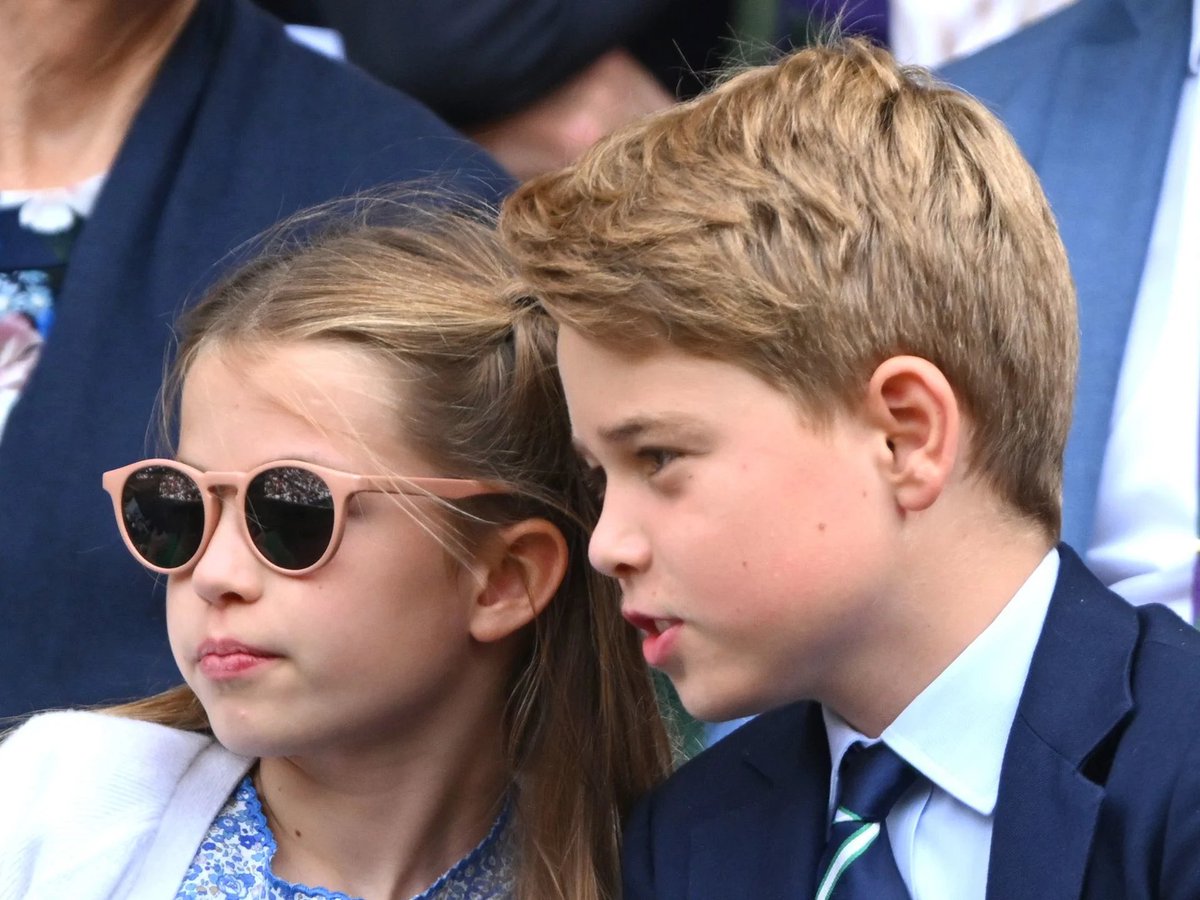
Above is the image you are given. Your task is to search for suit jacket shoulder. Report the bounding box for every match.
[990,544,1200,899]
[623,703,832,900]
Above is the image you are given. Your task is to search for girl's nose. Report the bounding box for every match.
[188,497,264,606]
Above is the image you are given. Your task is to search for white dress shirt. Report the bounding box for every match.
[823,549,1060,900]
[1087,1,1200,621]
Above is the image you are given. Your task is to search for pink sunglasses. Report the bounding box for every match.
[103,458,508,576]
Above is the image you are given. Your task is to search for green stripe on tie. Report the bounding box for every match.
[814,822,880,900]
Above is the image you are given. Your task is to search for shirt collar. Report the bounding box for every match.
[824,548,1060,818]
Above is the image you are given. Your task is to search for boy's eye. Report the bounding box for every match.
[638,447,679,476]
[582,465,607,499]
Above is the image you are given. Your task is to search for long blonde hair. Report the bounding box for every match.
[110,201,672,899]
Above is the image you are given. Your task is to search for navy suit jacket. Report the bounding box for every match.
[0,0,508,716]
[940,0,1190,551]
[622,545,1200,898]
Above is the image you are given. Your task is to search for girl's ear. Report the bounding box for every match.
[468,518,569,644]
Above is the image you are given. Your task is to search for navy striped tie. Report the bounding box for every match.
[815,742,916,900]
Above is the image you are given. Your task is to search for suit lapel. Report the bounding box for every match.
[987,545,1138,900]
[688,704,831,899]
[987,719,1107,899]
[1015,0,1189,548]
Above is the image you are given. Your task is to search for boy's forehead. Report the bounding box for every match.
[555,325,707,402]
[557,324,649,362]
[554,323,663,362]
[555,325,805,442]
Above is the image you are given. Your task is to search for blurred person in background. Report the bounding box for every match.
[945,0,1199,624]
[256,0,737,179]
[767,0,1077,64]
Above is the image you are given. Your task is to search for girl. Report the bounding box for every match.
[0,207,672,899]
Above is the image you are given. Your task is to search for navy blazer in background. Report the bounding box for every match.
[0,0,509,717]
[622,545,1200,899]
[940,0,1190,552]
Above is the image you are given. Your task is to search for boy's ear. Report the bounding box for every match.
[468,518,569,644]
[864,356,961,512]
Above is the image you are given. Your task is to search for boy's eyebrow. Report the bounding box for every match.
[571,420,649,460]
[590,414,704,447]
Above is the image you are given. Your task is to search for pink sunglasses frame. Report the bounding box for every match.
[102,458,509,576]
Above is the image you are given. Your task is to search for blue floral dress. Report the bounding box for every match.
[0,174,105,442]
[177,776,516,900]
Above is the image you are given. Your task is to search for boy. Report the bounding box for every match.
[499,39,1200,900]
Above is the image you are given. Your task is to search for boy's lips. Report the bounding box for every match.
[623,611,684,668]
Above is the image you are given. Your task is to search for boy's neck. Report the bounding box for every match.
[822,496,1055,739]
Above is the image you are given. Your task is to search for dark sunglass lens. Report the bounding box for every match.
[120,466,206,568]
[246,466,335,570]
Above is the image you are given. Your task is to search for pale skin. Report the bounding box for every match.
[557,327,1051,738]
[0,0,198,188]
[171,340,566,899]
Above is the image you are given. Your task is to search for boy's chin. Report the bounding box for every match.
[676,683,773,725]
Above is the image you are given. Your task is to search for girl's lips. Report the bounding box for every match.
[196,638,280,680]
[198,652,278,679]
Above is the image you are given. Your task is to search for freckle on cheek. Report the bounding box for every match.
[817,522,827,532]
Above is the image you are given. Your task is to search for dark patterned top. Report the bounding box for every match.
[0,174,104,442]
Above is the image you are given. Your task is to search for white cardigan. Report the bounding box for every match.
[0,710,253,900]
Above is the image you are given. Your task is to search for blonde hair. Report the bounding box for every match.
[500,39,1078,536]
[110,202,672,900]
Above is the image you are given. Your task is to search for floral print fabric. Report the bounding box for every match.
[0,173,104,442]
[178,776,516,900]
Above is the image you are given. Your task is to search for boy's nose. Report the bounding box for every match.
[189,499,264,606]
[588,500,650,578]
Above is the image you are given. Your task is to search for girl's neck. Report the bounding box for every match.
[256,716,512,900]
[0,0,198,189]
